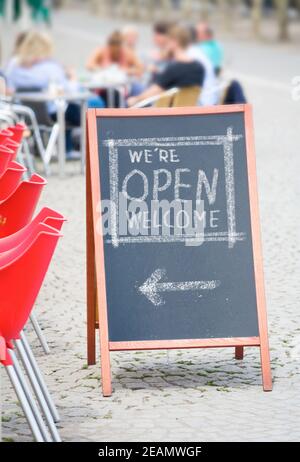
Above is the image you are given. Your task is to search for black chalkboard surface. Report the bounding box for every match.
[86,105,272,396]
[97,111,258,341]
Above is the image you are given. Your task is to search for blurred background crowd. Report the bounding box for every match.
[0,0,299,161]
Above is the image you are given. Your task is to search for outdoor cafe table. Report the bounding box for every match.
[82,81,128,108]
[79,69,129,108]
[13,90,91,177]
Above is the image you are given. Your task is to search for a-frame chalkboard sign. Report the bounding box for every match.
[86,105,272,397]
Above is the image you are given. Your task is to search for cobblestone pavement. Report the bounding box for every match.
[1,8,300,442]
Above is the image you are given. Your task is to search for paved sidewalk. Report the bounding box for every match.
[1,8,300,442]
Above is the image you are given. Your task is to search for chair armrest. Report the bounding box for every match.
[131,87,179,108]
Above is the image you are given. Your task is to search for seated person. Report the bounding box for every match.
[86,30,143,78]
[5,31,29,75]
[122,25,139,52]
[122,25,146,97]
[147,21,174,78]
[5,30,85,159]
[195,22,224,76]
[127,25,205,107]
[187,26,218,106]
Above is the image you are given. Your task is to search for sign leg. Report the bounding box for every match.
[235,346,244,360]
[244,105,272,391]
[260,340,272,391]
[87,260,96,365]
[99,331,112,397]
[97,256,112,396]
[86,137,96,366]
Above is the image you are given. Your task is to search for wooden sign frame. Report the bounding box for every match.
[86,104,272,397]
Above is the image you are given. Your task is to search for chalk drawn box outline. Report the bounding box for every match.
[102,127,246,249]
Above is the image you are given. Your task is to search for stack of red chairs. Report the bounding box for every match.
[0,124,65,442]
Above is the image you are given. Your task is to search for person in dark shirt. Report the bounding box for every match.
[148,21,174,78]
[127,25,205,107]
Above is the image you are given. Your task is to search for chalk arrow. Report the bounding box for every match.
[138,268,220,306]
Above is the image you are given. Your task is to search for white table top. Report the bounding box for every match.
[81,80,128,90]
[13,90,91,103]
[79,68,129,90]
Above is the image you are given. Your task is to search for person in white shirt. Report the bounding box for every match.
[187,27,219,106]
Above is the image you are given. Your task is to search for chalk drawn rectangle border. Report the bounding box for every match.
[103,128,245,248]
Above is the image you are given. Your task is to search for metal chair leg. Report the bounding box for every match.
[8,348,52,442]
[29,313,50,355]
[20,139,36,177]
[6,365,44,442]
[14,339,61,442]
[20,331,60,423]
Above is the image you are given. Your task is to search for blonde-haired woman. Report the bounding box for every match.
[5,30,84,159]
[5,30,71,91]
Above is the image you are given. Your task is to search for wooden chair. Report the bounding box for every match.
[132,87,179,109]
[155,86,201,108]
[132,86,201,109]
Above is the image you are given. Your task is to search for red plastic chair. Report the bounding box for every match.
[0,224,63,442]
[0,145,14,176]
[8,123,26,144]
[0,207,65,252]
[0,174,47,238]
[0,207,66,356]
[0,222,62,341]
[0,161,27,201]
[2,138,20,160]
[0,128,13,145]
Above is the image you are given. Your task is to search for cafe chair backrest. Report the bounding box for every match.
[154,93,174,108]
[8,123,26,144]
[0,145,14,176]
[16,87,55,128]
[0,223,63,343]
[155,86,201,108]
[2,138,20,160]
[0,128,13,145]
[0,174,47,238]
[0,207,66,253]
[0,161,27,201]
